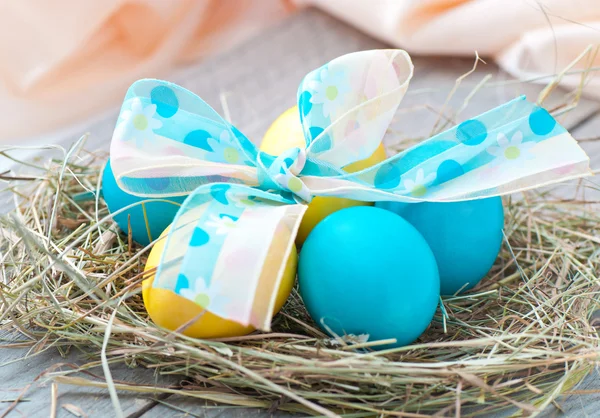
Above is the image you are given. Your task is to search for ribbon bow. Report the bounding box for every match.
[110,50,590,330]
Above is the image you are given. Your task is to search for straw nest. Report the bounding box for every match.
[1,52,599,417]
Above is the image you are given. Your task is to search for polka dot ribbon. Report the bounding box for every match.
[109,50,591,331]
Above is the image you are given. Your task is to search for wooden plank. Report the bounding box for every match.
[541,369,600,418]
[572,112,600,201]
[140,395,299,418]
[0,332,176,417]
[572,108,600,163]
[542,110,600,202]
[1,8,599,418]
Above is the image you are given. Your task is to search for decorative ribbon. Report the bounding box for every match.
[110,50,590,330]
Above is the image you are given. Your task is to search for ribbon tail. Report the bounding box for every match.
[301,96,591,202]
[155,183,306,330]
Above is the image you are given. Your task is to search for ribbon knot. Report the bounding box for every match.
[257,147,311,202]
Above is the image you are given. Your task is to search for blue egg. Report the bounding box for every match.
[102,160,187,246]
[298,206,440,348]
[378,198,504,295]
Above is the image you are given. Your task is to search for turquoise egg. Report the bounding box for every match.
[298,206,440,348]
[377,198,504,295]
[101,160,186,246]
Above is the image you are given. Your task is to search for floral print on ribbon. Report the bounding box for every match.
[109,49,591,331]
[115,98,163,147]
[308,68,350,118]
[487,131,535,167]
[298,49,413,168]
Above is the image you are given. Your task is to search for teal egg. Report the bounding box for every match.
[298,206,440,348]
[377,198,504,295]
[101,159,186,246]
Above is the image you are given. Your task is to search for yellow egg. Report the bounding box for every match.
[143,225,297,338]
[261,106,388,246]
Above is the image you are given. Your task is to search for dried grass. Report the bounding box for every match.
[0,48,599,417]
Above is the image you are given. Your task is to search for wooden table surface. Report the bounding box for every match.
[1,8,599,418]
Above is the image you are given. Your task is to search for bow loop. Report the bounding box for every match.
[110,79,260,198]
[299,49,413,168]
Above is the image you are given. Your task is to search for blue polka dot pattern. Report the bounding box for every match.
[184,130,213,151]
[529,108,556,135]
[146,177,171,191]
[400,141,455,172]
[189,227,210,246]
[374,163,401,189]
[309,129,332,154]
[151,86,179,118]
[457,119,488,146]
[308,126,324,142]
[174,274,189,293]
[299,91,313,117]
[436,159,464,185]
[210,184,230,205]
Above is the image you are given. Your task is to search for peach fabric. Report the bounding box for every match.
[2,0,598,141]
[0,0,294,141]
[299,0,600,98]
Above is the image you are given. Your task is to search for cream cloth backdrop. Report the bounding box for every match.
[1,0,598,142]
[299,0,600,97]
[0,0,293,141]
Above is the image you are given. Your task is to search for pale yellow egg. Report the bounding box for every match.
[261,106,388,246]
[143,225,297,338]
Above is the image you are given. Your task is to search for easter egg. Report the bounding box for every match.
[379,198,504,295]
[298,206,440,348]
[143,225,298,339]
[102,159,186,246]
[261,106,388,246]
